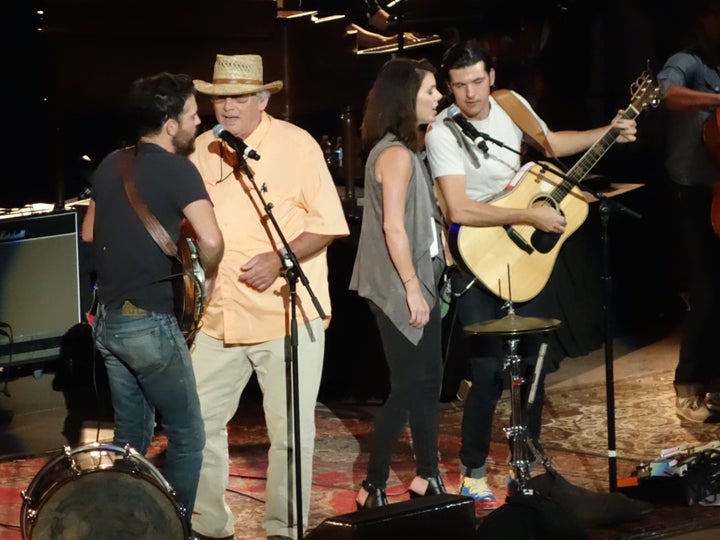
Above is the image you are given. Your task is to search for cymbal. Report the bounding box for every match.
[465,314,562,336]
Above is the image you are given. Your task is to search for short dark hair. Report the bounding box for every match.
[127,72,195,138]
[440,39,495,86]
[361,57,436,152]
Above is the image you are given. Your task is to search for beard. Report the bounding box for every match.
[173,133,196,157]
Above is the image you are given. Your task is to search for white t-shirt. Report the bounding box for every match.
[426,92,547,202]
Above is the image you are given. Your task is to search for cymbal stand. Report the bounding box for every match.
[499,306,553,494]
[466,275,559,495]
[503,334,533,491]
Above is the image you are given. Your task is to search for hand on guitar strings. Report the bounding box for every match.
[526,206,567,233]
[612,112,638,143]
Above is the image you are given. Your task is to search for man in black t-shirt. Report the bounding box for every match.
[81,72,224,530]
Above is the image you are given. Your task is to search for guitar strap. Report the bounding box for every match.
[118,147,203,345]
[491,89,558,161]
[119,147,179,259]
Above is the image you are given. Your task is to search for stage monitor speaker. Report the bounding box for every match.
[306,494,476,540]
[0,210,81,367]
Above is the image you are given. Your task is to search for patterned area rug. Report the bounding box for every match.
[3,369,720,540]
[497,370,720,462]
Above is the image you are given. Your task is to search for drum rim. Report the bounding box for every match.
[20,442,188,539]
[23,442,174,501]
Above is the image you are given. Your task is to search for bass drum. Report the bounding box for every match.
[21,443,189,540]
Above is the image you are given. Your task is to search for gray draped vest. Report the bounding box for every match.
[349,133,445,344]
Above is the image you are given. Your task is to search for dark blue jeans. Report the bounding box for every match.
[365,300,443,488]
[452,271,547,476]
[668,183,720,395]
[93,303,204,524]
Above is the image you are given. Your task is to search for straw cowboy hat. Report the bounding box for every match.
[193,54,283,96]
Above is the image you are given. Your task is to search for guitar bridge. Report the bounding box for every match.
[503,225,534,254]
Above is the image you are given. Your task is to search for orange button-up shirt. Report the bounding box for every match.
[190,113,349,344]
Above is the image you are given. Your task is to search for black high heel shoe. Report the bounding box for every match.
[409,475,447,499]
[356,480,389,510]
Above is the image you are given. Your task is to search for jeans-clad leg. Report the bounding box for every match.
[452,272,548,475]
[94,305,204,523]
[452,277,504,475]
[671,185,720,392]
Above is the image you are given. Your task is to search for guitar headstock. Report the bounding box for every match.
[629,71,664,113]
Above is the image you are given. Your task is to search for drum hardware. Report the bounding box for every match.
[464,312,561,336]
[465,301,560,494]
[20,442,190,539]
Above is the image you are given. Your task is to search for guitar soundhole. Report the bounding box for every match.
[528,196,562,253]
[531,230,560,253]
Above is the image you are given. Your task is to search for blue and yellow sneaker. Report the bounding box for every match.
[460,476,498,509]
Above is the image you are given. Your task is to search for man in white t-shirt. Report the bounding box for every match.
[425,39,638,507]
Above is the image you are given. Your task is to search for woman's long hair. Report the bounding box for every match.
[361,57,436,153]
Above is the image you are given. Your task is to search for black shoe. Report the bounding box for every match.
[356,480,389,510]
[409,475,447,498]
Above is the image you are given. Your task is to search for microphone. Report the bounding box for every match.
[212,124,260,161]
[447,105,489,153]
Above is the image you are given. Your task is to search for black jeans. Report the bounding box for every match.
[669,183,720,395]
[365,300,443,488]
[452,271,548,475]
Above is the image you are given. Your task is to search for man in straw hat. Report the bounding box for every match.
[188,54,349,540]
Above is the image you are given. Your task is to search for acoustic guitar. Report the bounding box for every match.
[449,71,663,302]
[701,107,720,238]
[173,219,206,346]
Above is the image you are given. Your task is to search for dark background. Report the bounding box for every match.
[2,0,698,209]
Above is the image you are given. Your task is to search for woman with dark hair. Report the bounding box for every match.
[349,57,446,509]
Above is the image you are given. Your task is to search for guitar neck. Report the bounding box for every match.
[551,105,640,202]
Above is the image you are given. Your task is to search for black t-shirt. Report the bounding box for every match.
[91,142,210,313]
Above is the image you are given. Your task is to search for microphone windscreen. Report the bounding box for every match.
[212,124,226,138]
[447,104,461,119]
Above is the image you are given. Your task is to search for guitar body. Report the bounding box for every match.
[450,162,589,302]
[173,219,206,346]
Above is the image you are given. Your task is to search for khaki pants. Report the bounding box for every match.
[190,319,325,539]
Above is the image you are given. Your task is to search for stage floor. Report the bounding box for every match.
[2,325,720,539]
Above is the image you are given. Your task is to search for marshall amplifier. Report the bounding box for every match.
[0,210,81,367]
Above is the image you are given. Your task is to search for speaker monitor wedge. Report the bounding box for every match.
[306,494,476,540]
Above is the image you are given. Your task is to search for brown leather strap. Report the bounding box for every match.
[492,89,557,160]
[119,147,178,258]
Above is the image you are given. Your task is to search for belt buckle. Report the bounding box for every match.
[121,300,147,316]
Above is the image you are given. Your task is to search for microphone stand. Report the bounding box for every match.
[235,154,326,539]
[469,131,641,491]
